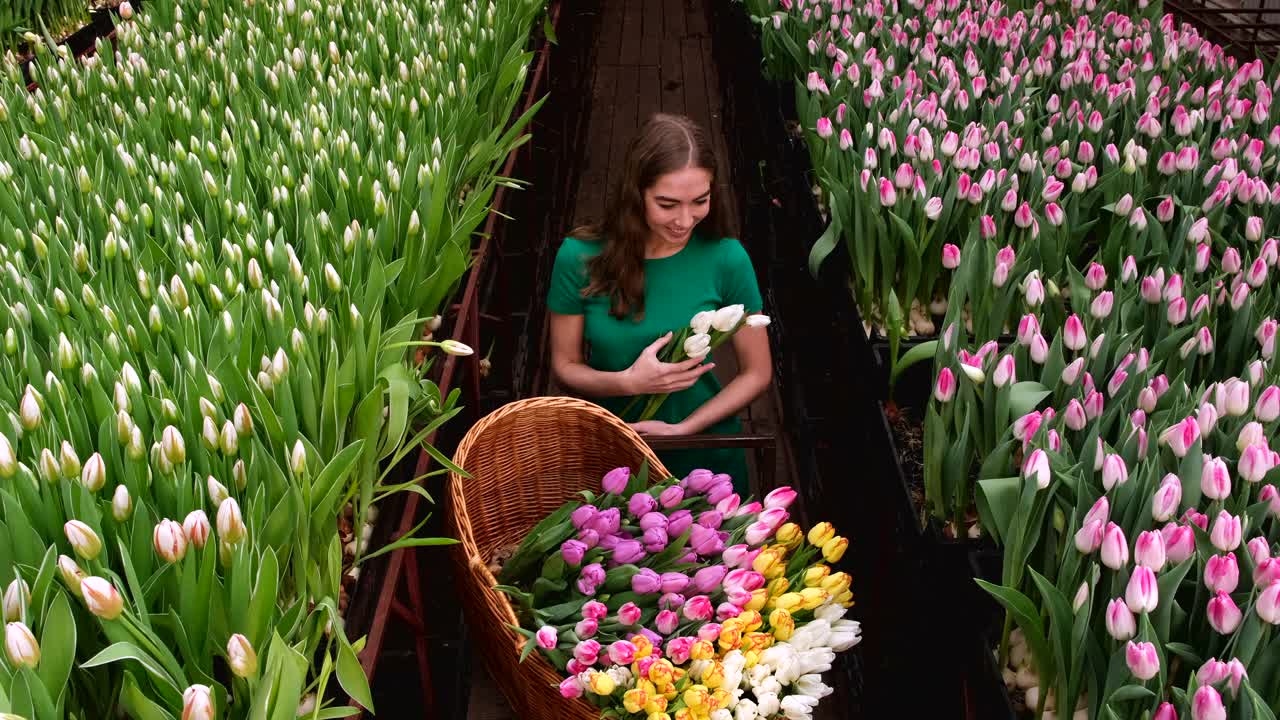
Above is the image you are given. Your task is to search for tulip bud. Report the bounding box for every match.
[5,622,39,668]
[1258,580,1280,624]
[233,404,253,437]
[933,368,956,402]
[1205,553,1240,594]
[217,498,247,544]
[0,435,14,479]
[440,339,474,356]
[2,580,28,624]
[182,685,214,720]
[1135,530,1167,572]
[1106,597,1136,640]
[65,520,101,560]
[183,511,211,550]
[161,426,186,466]
[1126,641,1160,681]
[81,576,123,620]
[79,452,105,493]
[1101,523,1129,569]
[290,440,307,477]
[1211,511,1242,552]
[19,387,40,430]
[111,485,132,522]
[153,519,187,563]
[227,634,258,677]
[1208,591,1243,634]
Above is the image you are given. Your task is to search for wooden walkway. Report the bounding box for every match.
[466,0,802,717]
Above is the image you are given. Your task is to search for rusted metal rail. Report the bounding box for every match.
[351,1,562,715]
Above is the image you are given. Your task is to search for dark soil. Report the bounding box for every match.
[885,402,927,533]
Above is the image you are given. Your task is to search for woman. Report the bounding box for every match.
[547,113,772,496]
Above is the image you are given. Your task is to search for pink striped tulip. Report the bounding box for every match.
[1198,327,1215,355]
[1152,474,1182,522]
[878,178,897,206]
[993,355,1016,388]
[1154,702,1178,720]
[980,215,997,240]
[1165,524,1197,564]
[1064,314,1087,351]
[1126,641,1160,680]
[1017,315,1039,346]
[1122,256,1138,283]
[838,129,853,150]
[1204,553,1239,593]
[1161,417,1200,457]
[1091,291,1114,319]
[1135,530,1167,571]
[941,244,961,269]
[1239,445,1273,483]
[1141,276,1163,304]
[1211,511,1242,552]
[924,197,943,220]
[933,368,955,403]
[1125,567,1159,613]
[1107,369,1128,397]
[1247,258,1269,288]
[1084,262,1107,290]
[1023,449,1050,490]
[1258,580,1280,624]
[1224,247,1242,273]
[816,118,833,139]
[1064,399,1087,431]
[1198,402,1220,436]
[1257,385,1280,421]
[1024,273,1045,306]
[1101,522,1129,569]
[1167,297,1188,324]
[1251,537,1272,566]
[1030,334,1049,364]
[1045,203,1064,226]
[1192,685,1227,720]
[1208,591,1243,634]
[1237,422,1266,451]
[1084,390,1105,420]
[1061,358,1085,386]
[1248,215,1265,242]
[1160,197,1177,223]
[1139,387,1158,413]
[1102,454,1128,491]
[1105,597,1136,640]
[1012,412,1042,443]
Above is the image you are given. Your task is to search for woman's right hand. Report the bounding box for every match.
[623,333,716,395]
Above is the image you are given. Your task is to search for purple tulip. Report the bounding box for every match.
[683,469,715,493]
[658,486,684,508]
[764,487,798,509]
[628,492,657,517]
[692,565,729,594]
[602,467,630,494]
[667,510,693,539]
[697,511,724,530]
[586,508,620,536]
[631,568,662,594]
[576,563,605,595]
[716,602,743,621]
[689,524,724,557]
[612,539,646,565]
[659,572,689,594]
[659,593,685,611]
[577,529,600,548]
[705,481,734,505]
[656,609,679,635]
[724,569,766,594]
[574,619,597,639]
[678,550,698,564]
[642,527,668,553]
[722,544,751,568]
[639,512,668,532]
[714,494,741,516]
[597,533,620,551]
[735,502,763,517]
[570,505,598,529]
[561,540,588,567]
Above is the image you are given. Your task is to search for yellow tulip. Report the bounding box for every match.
[624,688,650,714]
[775,522,804,549]
[822,536,849,563]
[690,639,715,660]
[767,576,791,598]
[682,685,710,711]
[770,608,796,641]
[807,522,836,547]
[745,588,768,612]
[743,650,759,668]
[648,713,672,720]
[774,592,803,612]
[738,609,763,632]
[800,587,830,610]
[835,589,855,607]
[822,571,852,595]
[710,689,732,710]
[717,623,743,652]
[631,634,654,659]
[804,564,831,587]
[637,679,657,697]
[645,695,669,714]
[588,672,616,695]
[752,547,787,579]
[701,661,725,689]
[648,659,675,688]
[674,710,694,720]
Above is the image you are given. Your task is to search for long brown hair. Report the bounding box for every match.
[572,113,737,319]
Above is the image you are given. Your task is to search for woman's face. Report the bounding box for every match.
[644,166,713,246]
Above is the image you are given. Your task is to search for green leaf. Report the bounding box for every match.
[1008,381,1051,417]
[336,640,374,711]
[1107,684,1156,703]
[118,670,177,720]
[80,642,181,696]
[36,593,74,704]
[889,341,938,388]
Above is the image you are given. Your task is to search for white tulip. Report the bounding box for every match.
[711,304,746,332]
[683,333,712,360]
[745,314,772,328]
[690,311,715,334]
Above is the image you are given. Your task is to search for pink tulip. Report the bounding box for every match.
[1252,536,1273,566]
[1064,399,1087,431]
[1202,458,1232,500]
[933,367,956,403]
[1126,641,1160,680]
[764,487,797,510]
[1121,255,1138,283]
[1198,327,1216,355]
[1126,566,1159,613]
[894,163,914,190]
[1237,422,1266,451]
[1101,522,1129,569]
[1192,685,1227,720]
[816,118,833,139]
[1258,580,1280,624]
[1208,591,1243,634]
[1152,474,1182,522]
[1091,291,1115,319]
[1198,402,1221,436]
[1161,416,1200,458]
[1186,509,1211,531]
[536,626,559,650]
[617,602,642,626]
[1240,445,1273,483]
[941,244,961,269]
[573,639,601,665]
[1257,385,1280,422]
[993,355,1016,388]
[681,596,713,622]
[1061,358,1085,386]
[559,677,585,699]
[655,609,679,635]
[1211,511,1243,552]
[608,639,637,665]
[1165,524,1196,564]
[1226,658,1249,697]
[1248,215,1266,242]
[1135,530,1167,571]
[1205,553,1240,594]
[1141,276,1164,304]
[1159,197,1177,223]
[1023,449,1050,489]
[1064,314,1086,351]
[1012,412,1042,443]
[1258,318,1278,359]
[878,177,897,206]
[1017,314,1040,346]
[1154,702,1178,720]
[1029,334,1049,364]
[1107,369,1128,398]
[980,215,997,240]
[1167,296,1188,325]
[1105,597,1136,640]
[1084,262,1107,290]
[1102,454,1128,491]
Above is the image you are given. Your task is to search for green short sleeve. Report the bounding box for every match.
[717,239,763,313]
[548,237,594,315]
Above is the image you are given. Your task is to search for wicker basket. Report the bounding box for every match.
[446,397,670,720]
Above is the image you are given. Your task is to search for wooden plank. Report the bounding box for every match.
[574,62,618,228]
[664,0,687,38]
[681,38,713,136]
[660,37,685,115]
[639,0,662,66]
[607,64,641,204]
[597,0,625,66]
[637,66,662,131]
[619,0,644,65]
[685,0,709,37]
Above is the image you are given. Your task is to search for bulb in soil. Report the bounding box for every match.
[1025,687,1040,711]
[1015,667,1038,689]
[1002,669,1017,688]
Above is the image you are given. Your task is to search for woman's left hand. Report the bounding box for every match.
[629,421,689,437]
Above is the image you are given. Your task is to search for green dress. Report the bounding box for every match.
[547,233,763,496]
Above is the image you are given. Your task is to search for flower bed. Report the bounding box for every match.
[0,0,547,715]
